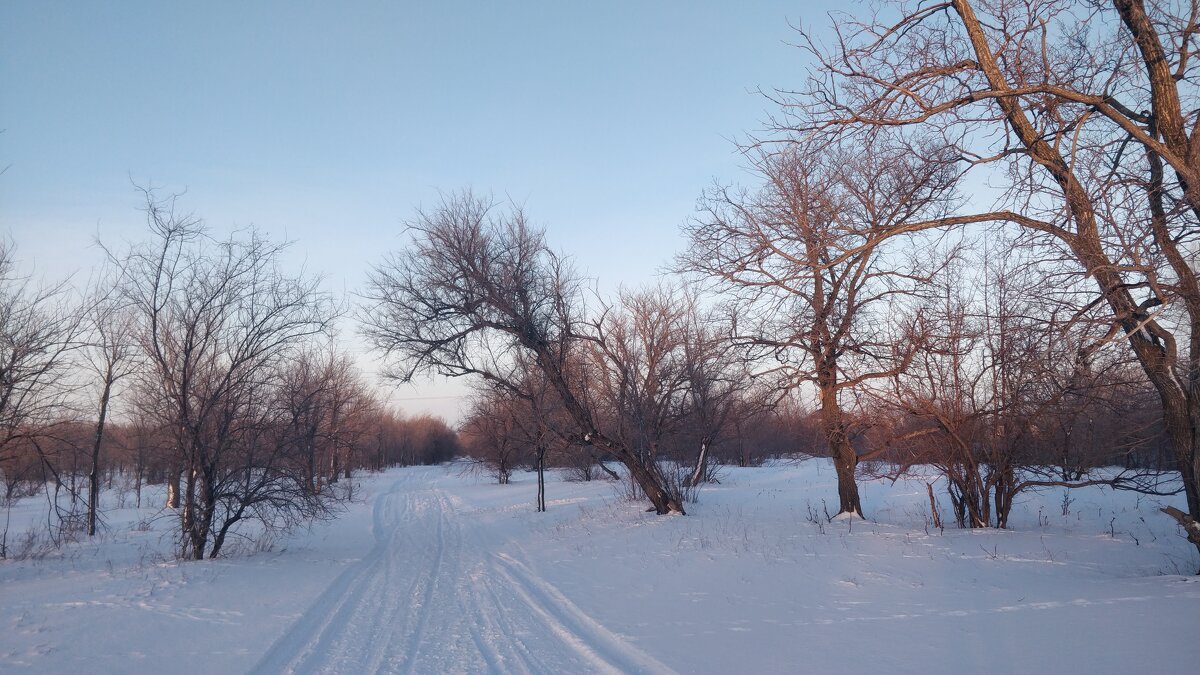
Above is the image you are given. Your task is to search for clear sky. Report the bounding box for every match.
[1,1,838,422]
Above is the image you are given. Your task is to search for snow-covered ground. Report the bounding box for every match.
[2,459,1199,674]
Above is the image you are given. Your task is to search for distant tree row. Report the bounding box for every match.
[0,194,460,560]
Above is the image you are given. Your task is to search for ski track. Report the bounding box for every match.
[250,471,675,675]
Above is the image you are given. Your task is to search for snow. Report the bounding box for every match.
[2,459,1199,674]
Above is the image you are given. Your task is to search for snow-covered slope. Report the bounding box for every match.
[2,460,1198,674]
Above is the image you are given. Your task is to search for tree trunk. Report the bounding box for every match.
[832,446,862,517]
[616,444,684,514]
[328,445,340,484]
[926,482,942,530]
[685,438,710,488]
[536,447,546,513]
[87,378,114,537]
[328,405,342,484]
[819,378,862,517]
[305,442,317,495]
[949,480,967,528]
[187,468,214,560]
[182,465,196,535]
[1162,506,1200,552]
[166,470,180,509]
[994,465,1015,529]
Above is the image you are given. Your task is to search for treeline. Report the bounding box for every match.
[1,412,460,511]
[0,199,459,560]
[461,368,1171,493]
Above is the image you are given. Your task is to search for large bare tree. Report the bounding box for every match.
[361,192,687,514]
[778,0,1200,547]
[680,138,956,517]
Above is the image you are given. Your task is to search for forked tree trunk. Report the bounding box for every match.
[187,468,215,560]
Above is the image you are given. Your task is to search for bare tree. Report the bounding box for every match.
[79,276,139,536]
[460,391,525,485]
[0,242,82,554]
[362,192,686,514]
[878,243,1174,527]
[322,353,375,490]
[517,370,566,512]
[680,138,956,517]
[879,250,1045,528]
[277,348,335,495]
[678,301,762,487]
[781,0,1200,549]
[584,287,692,504]
[0,243,81,468]
[462,368,563,511]
[118,190,338,559]
[276,346,373,497]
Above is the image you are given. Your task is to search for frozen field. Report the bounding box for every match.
[2,459,1199,674]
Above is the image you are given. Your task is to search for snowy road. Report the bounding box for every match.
[3,462,1199,674]
[250,471,675,675]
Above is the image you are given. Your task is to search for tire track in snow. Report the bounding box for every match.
[359,489,426,674]
[491,552,678,675]
[250,477,406,674]
[386,489,444,674]
[250,469,677,674]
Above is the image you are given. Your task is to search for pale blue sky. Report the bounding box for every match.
[1,1,838,420]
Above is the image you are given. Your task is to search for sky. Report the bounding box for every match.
[1,1,840,422]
